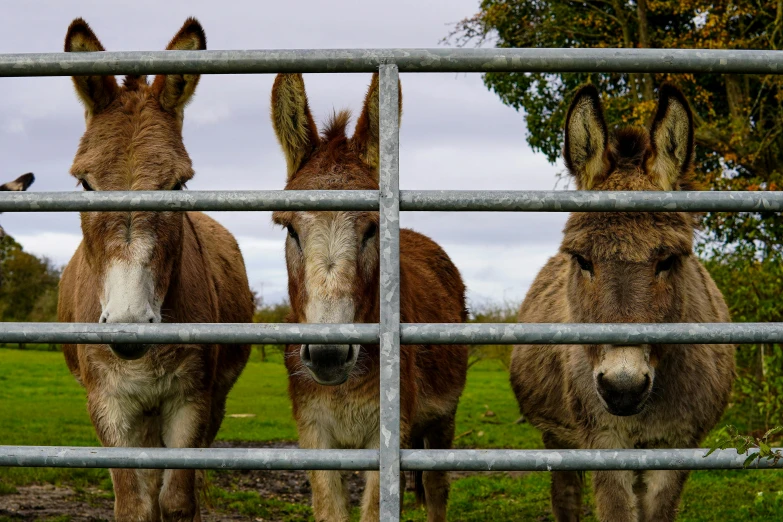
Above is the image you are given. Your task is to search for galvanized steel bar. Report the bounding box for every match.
[1,447,779,471]
[0,322,378,345]
[401,449,783,471]
[3,190,782,213]
[2,48,783,76]
[400,190,783,212]
[400,322,783,345]
[0,190,378,212]
[1,322,780,345]
[379,64,402,520]
[0,446,377,470]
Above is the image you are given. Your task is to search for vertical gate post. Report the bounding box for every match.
[378,63,401,520]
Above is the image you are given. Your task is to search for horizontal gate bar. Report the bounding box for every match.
[401,322,783,344]
[0,323,379,345]
[0,190,379,212]
[400,190,783,212]
[1,49,783,76]
[2,322,782,345]
[1,446,780,471]
[0,446,377,470]
[403,449,783,471]
[1,190,782,212]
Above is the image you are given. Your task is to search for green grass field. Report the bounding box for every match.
[1,347,782,521]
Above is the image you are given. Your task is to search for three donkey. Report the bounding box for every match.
[40,16,737,522]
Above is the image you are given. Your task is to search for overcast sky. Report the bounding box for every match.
[0,0,567,309]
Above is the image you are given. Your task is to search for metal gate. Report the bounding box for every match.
[1,48,783,520]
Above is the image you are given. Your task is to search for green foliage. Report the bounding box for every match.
[254,300,291,324]
[253,300,292,361]
[707,425,783,468]
[466,300,518,368]
[446,0,783,257]
[0,235,60,323]
[705,253,783,431]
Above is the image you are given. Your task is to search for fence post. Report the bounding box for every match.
[378,63,401,521]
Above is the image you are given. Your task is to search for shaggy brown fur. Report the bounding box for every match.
[0,172,34,240]
[510,85,735,522]
[271,73,468,522]
[57,19,253,522]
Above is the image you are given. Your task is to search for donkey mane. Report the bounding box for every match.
[321,109,352,143]
[610,127,649,169]
[608,126,701,191]
[122,74,148,91]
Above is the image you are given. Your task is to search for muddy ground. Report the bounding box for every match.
[0,441,524,521]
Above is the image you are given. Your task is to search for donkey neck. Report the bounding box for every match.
[161,212,219,324]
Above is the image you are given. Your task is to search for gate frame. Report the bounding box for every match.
[1,47,783,520]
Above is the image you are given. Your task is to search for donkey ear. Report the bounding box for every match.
[352,72,402,176]
[64,18,118,117]
[564,85,609,190]
[648,84,695,190]
[0,173,34,192]
[151,18,206,122]
[271,73,320,180]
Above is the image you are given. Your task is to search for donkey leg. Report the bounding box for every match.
[421,417,456,522]
[360,470,380,521]
[550,471,584,522]
[639,470,689,522]
[592,470,638,522]
[299,423,350,521]
[88,394,161,521]
[542,433,583,522]
[308,469,350,522]
[160,399,209,522]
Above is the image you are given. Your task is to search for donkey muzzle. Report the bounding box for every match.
[108,343,152,360]
[300,343,359,386]
[596,371,652,416]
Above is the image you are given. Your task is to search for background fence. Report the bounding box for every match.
[1,48,783,520]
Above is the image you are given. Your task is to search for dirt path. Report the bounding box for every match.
[0,441,527,521]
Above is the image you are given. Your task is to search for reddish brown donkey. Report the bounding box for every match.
[57,19,253,521]
[510,85,735,522]
[0,172,35,240]
[271,73,468,522]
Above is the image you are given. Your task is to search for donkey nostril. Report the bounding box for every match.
[345,344,354,363]
[643,374,651,389]
[301,344,311,363]
[148,317,154,323]
[99,315,108,324]
[597,373,605,386]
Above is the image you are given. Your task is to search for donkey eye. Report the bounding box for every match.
[656,255,677,275]
[287,225,300,245]
[573,254,594,274]
[80,179,94,192]
[362,223,377,247]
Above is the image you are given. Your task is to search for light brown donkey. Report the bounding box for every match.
[271,73,468,522]
[0,172,35,240]
[510,85,735,522]
[57,19,253,521]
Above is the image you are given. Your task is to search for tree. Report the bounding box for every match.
[706,253,783,432]
[446,0,783,257]
[0,235,61,324]
[253,298,292,361]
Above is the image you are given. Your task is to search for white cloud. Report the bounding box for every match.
[12,232,81,266]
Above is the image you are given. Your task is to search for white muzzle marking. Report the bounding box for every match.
[100,260,161,324]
